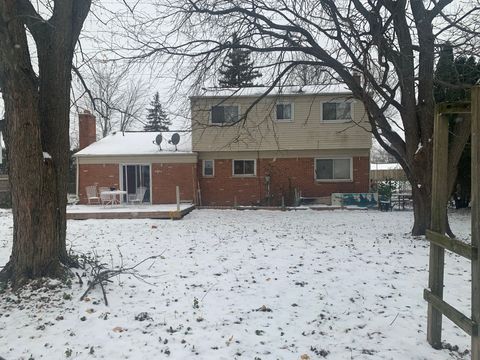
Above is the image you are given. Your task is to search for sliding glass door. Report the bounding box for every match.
[121,165,151,204]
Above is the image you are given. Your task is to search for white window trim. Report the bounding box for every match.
[275,101,294,122]
[209,104,241,125]
[202,159,215,177]
[320,100,354,123]
[232,159,257,177]
[314,157,353,182]
[118,163,153,204]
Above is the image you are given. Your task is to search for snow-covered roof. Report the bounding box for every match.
[74,131,193,157]
[190,84,352,99]
[370,163,403,171]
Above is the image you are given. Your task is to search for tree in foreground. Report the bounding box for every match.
[125,0,478,235]
[218,33,262,88]
[0,0,91,286]
[144,92,171,132]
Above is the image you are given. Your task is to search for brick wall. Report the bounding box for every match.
[78,164,120,203]
[79,163,198,205]
[198,156,370,206]
[78,156,369,206]
[151,163,197,204]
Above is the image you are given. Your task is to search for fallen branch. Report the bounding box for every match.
[79,252,164,305]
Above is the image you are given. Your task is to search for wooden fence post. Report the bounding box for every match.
[471,86,480,358]
[427,106,449,348]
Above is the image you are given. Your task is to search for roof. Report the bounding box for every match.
[74,131,193,157]
[370,163,403,171]
[190,84,352,99]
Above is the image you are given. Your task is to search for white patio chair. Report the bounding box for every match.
[99,186,113,206]
[67,194,79,205]
[85,185,100,205]
[128,186,147,204]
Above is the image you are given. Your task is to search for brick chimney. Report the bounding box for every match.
[78,110,96,150]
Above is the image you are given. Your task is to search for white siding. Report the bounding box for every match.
[191,93,372,152]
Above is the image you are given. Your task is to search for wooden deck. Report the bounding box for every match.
[67,204,195,220]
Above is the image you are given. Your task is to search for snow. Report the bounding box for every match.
[74,132,192,157]
[191,84,352,98]
[370,163,402,171]
[415,143,423,155]
[0,209,472,359]
[43,152,52,159]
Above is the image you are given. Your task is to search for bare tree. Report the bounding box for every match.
[0,0,91,286]
[85,61,126,137]
[120,0,479,235]
[371,142,397,164]
[119,79,147,132]
[77,61,147,136]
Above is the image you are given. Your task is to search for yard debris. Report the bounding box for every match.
[255,305,272,312]
[135,312,153,321]
[79,250,165,306]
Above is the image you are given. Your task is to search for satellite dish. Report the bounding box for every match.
[168,133,180,151]
[153,134,163,150]
[170,133,180,145]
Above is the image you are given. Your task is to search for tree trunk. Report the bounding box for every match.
[1,79,65,285]
[0,0,91,287]
[411,185,432,236]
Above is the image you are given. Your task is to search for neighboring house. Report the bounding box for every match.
[370,163,407,183]
[370,163,410,193]
[191,85,372,206]
[75,85,372,206]
[74,111,197,204]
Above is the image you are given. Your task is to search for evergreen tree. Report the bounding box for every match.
[144,92,171,132]
[434,44,462,102]
[434,46,480,208]
[218,34,262,87]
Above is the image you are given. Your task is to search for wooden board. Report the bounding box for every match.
[426,230,477,260]
[471,86,480,358]
[424,289,477,336]
[66,205,195,220]
[427,108,449,348]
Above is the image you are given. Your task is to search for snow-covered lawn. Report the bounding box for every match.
[0,209,472,359]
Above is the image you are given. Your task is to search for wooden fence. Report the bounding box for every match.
[425,86,479,357]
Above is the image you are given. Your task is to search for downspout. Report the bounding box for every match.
[76,157,79,197]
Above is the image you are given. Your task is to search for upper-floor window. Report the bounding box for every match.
[203,160,214,177]
[276,102,293,122]
[233,159,256,176]
[211,105,239,124]
[321,101,352,122]
[315,158,352,181]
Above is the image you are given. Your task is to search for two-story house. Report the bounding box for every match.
[191,86,372,206]
[74,85,372,206]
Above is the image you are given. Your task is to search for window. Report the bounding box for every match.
[276,102,293,121]
[233,160,256,176]
[321,101,352,122]
[211,105,239,124]
[203,160,214,177]
[315,158,352,181]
